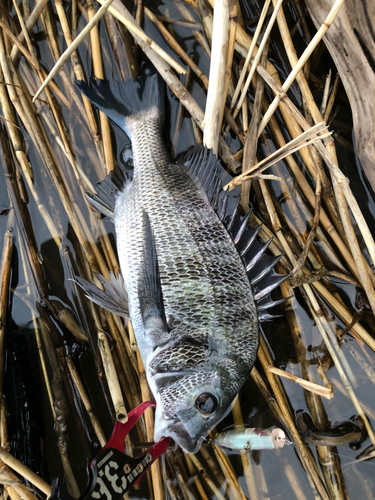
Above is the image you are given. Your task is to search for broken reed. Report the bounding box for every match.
[0,0,374,499]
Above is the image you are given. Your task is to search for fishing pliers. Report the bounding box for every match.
[51,402,170,500]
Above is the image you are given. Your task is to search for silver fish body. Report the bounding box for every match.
[76,75,286,453]
[116,107,258,452]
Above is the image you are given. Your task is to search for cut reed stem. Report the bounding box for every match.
[0,449,51,497]
[33,0,118,101]
[98,331,128,423]
[268,367,333,399]
[232,0,284,121]
[202,0,229,154]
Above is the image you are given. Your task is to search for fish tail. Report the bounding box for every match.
[76,68,164,136]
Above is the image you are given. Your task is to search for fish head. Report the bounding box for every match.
[151,357,248,453]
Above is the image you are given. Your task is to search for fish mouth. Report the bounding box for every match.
[154,410,201,453]
[155,418,200,453]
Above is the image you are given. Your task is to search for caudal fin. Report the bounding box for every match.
[76,71,164,135]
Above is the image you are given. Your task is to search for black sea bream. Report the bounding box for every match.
[76,74,287,453]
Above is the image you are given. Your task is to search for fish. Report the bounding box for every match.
[75,71,288,453]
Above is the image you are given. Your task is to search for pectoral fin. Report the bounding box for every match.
[138,210,168,333]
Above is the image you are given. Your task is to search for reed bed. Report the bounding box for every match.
[0,0,374,499]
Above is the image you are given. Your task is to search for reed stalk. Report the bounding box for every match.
[102,312,141,410]
[33,0,116,102]
[98,331,127,423]
[256,160,375,454]
[95,0,186,74]
[0,40,106,278]
[259,0,345,132]
[232,0,284,122]
[188,453,226,500]
[0,463,40,500]
[103,12,138,80]
[0,449,51,497]
[240,42,267,211]
[0,71,33,182]
[267,367,333,399]
[258,343,329,500]
[276,276,346,497]
[231,16,348,239]
[225,122,330,189]
[308,305,375,447]
[184,454,210,500]
[230,0,271,109]
[9,0,50,62]
[35,0,105,164]
[265,0,375,301]
[202,0,229,154]
[320,69,331,116]
[324,73,340,122]
[199,445,227,490]
[66,356,107,446]
[0,231,14,398]
[210,443,246,500]
[145,7,207,86]
[85,0,114,174]
[171,452,197,500]
[136,352,164,500]
[255,64,372,284]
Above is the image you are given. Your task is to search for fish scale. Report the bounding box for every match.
[75,74,288,453]
[120,115,257,363]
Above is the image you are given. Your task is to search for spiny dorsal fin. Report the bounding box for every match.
[181,145,225,204]
[181,144,290,323]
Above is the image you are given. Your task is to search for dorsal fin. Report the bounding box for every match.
[181,145,226,205]
[181,144,290,322]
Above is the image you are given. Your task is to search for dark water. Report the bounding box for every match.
[1,0,375,499]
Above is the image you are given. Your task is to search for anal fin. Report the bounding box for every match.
[85,167,131,218]
[73,272,128,317]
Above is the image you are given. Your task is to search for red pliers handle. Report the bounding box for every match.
[51,402,170,500]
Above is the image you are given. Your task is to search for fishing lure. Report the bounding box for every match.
[212,427,288,453]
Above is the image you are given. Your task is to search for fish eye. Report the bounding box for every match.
[195,393,217,415]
